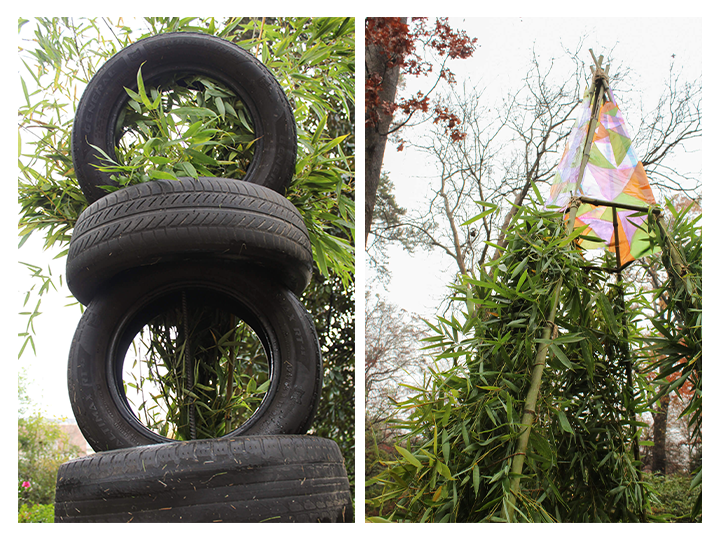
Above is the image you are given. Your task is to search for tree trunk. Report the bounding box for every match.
[652,394,670,473]
[365,18,405,246]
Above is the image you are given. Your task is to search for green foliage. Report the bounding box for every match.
[18,414,73,506]
[18,503,55,523]
[18,16,354,280]
[642,200,702,519]
[18,372,81,508]
[645,473,701,522]
[124,299,270,441]
[368,199,650,522]
[96,71,257,186]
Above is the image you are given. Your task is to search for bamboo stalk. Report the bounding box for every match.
[579,195,661,215]
[612,206,622,270]
[504,56,607,522]
[504,200,582,521]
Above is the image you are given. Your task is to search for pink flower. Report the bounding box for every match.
[21,481,30,488]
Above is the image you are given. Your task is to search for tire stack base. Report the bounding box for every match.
[55,436,353,523]
[56,31,353,523]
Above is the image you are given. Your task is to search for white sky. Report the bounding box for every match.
[376,17,704,318]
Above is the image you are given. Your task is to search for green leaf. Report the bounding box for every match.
[175,161,198,178]
[173,106,218,118]
[395,445,422,469]
[136,64,156,110]
[549,343,574,370]
[556,409,574,434]
[311,113,327,146]
[435,459,453,480]
[147,156,174,166]
[88,143,118,165]
[557,223,590,247]
[597,291,620,336]
[149,170,178,180]
[580,340,595,380]
[142,137,162,156]
[214,96,226,118]
[516,269,529,292]
[461,206,496,227]
[317,134,349,155]
[510,255,529,279]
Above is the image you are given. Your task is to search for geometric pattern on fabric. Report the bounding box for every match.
[545,86,659,266]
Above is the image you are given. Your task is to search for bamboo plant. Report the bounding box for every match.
[366,196,650,522]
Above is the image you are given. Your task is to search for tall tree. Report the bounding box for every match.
[365,17,477,245]
[369,45,701,283]
[365,289,428,423]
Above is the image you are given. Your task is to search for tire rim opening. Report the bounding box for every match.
[113,73,256,184]
[120,289,271,441]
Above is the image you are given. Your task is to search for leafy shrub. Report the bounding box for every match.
[368,198,650,522]
[18,503,54,523]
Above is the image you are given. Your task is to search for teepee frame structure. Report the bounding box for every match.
[503,50,679,521]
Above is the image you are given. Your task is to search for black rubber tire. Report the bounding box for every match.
[68,262,322,452]
[54,436,353,523]
[66,177,313,305]
[72,32,296,203]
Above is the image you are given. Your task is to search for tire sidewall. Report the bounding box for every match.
[72,32,296,202]
[68,262,321,451]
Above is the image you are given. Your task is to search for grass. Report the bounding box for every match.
[646,472,701,522]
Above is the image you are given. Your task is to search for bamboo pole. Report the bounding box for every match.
[504,58,607,521]
[579,195,662,215]
[504,201,580,522]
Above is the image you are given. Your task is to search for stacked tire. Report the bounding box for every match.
[54,32,352,523]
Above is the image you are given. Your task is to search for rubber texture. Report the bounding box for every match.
[54,436,352,523]
[66,177,313,305]
[72,32,296,203]
[68,262,322,452]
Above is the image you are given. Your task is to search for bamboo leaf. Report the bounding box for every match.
[395,445,422,469]
[556,410,574,434]
[549,343,574,370]
[596,291,619,336]
[136,64,156,110]
[557,223,590,247]
[461,207,496,226]
[516,269,529,292]
[435,459,453,480]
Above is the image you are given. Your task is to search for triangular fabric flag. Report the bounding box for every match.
[545,84,659,267]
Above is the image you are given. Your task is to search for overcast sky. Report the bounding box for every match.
[376,17,704,318]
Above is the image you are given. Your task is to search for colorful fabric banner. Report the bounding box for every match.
[545,86,659,266]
